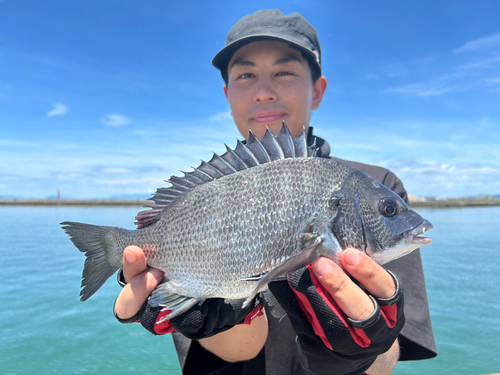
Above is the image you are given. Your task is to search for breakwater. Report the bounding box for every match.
[0,199,150,206]
[408,196,500,208]
[1,197,499,208]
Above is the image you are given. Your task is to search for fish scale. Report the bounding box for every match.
[62,123,433,320]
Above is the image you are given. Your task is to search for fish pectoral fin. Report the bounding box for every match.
[242,236,324,309]
[149,284,200,321]
[240,274,287,282]
[240,275,263,282]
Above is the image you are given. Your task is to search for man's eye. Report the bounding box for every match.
[276,71,293,76]
[238,73,254,79]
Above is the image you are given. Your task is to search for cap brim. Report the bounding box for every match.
[212,35,320,74]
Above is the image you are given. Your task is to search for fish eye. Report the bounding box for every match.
[379,200,398,217]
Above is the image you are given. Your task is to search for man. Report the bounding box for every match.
[114,10,437,375]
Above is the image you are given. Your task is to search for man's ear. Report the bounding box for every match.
[223,84,228,99]
[312,76,327,111]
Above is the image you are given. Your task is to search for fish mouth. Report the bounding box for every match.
[404,219,434,246]
[366,218,434,265]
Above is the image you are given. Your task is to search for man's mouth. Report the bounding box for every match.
[250,112,285,124]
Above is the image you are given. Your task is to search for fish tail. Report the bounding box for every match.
[61,221,127,301]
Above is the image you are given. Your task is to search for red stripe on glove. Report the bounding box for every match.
[154,309,177,335]
[381,305,398,329]
[289,266,372,349]
[243,305,264,325]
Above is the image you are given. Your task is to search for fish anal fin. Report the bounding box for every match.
[149,283,201,320]
[242,236,323,308]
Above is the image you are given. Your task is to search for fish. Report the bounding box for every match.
[61,122,433,321]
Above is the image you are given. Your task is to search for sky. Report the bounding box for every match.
[1,0,499,199]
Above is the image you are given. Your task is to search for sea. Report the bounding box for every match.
[0,205,499,375]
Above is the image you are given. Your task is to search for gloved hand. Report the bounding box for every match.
[113,246,264,340]
[115,268,263,339]
[268,259,404,375]
[137,295,264,339]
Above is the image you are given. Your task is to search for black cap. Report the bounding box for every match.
[212,9,321,78]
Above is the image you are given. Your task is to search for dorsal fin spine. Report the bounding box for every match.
[234,140,259,167]
[135,122,314,229]
[221,145,248,171]
[198,161,224,178]
[260,127,285,161]
[276,122,295,158]
[246,131,271,164]
[293,126,307,157]
[210,153,237,174]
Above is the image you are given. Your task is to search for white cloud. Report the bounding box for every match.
[53,144,77,149]
[47,102,68,117]
[453,32,500,53]
[100,168,134,174]
[384,62,409,78]
[482,77,500,87]
[388,159,500,197]
[386,82,454,97]
[96,177,164,187]
[366,74,380,81]
[209,111,233,121]
[209,111,232,122]
[0,139,39,147]
[457,56,500,70]
[101,114,132,127]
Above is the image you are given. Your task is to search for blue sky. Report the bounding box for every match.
[1,0,499,199]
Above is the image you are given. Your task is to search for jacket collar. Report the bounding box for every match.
[307,127,331,158]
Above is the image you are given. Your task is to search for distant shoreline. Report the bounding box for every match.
[1,197,499,208]
[0,199,150,206]
[408,196,500,208]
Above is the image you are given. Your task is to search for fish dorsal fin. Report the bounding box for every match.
[135,121,317,228]
[276,123,295,158]
[308,137,318,157]
[293,126,308,157]
[259,128,285,161]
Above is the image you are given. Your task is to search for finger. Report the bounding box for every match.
[122,246,148,283]
[311,257,375,321]
[114,267,164,320]
[340,248,396,299]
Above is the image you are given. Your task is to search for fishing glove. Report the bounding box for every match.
[114,270,264,339]
[138,296,263,339]
[268,266,404,375]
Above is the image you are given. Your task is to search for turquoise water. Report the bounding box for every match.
[1,206,499,374]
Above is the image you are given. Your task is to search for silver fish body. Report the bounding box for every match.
[62,124,433,319]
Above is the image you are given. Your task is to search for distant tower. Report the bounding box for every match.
[57,190,60,200]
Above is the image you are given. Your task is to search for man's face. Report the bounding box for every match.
[224,40,326,140]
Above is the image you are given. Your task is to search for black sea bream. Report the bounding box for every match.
[62,123,433,320]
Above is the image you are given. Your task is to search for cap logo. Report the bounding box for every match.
[313,50,320,64]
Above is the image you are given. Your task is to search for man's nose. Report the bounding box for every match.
[253,79,277,103]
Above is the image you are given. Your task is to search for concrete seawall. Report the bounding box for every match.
[0,199,150,206]
[408,196,500,208]
[1,197,499,208]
